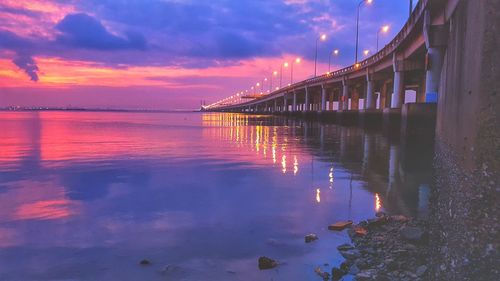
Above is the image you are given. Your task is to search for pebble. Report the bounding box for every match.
[258,256,278,270]
[305,233,319,243]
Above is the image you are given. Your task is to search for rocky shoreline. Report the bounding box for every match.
[257,213,431,280]
[328,213,430,281]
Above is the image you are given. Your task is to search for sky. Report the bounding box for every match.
[0,0,411,110]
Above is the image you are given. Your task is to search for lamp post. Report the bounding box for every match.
[262,78,267,94]
[355,0,373,63]
[377,25,389,52]
[291,57,300,84]
[281,62,288,88]
[363,49,370,57]
[315,34,327,77]
[328,49,339,73]
[271,71,278,92]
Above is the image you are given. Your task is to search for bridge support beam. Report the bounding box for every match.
[321,85,327,112]
[423,10,447,103]
[391,70,404,108]
[424,47,445,103]
[305,87,310,112]
[292,92,297,112]
[342,79,349,110]
[283,95,288,112]
[366,74,376,110]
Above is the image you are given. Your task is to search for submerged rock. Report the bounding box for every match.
[328,221,353,231]
[258,256,278,270]
[331,267,346,280]
[337,243,354,251]
[340,249,361,260]
[139,259,151,265]
[349,264,360,275]
[305,233,319,243]
[314,266,330,280]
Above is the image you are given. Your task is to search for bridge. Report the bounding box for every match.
[205,0,457,127]
[204,0,500,280]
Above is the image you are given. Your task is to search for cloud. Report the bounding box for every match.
[55,13,147,50]
[0,30,39,81]
[13,53,39,81]
[0,30,33,50]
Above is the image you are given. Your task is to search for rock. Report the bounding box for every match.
[354,226,368,236]
[139,259,151,265]
[340,249,361,260]
[258,256,278,270]
[356,269,377,280]
[355,259,369,269]
[400,226,425,242]
[385,259,397,270]
[340,261,350,272]
[416,265,427,276]
[390,215,409,222]
[337,243,354,251]
[349,264,360,275]
[367,217,387,227]
[328,221,353,231]
[305,233,319,243]
[375,211,386,217]
[314,267,330,280]
[331,267,346,280]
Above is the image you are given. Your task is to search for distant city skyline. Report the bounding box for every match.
[1,0,410,110]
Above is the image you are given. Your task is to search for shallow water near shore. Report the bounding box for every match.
[0,111,433,280]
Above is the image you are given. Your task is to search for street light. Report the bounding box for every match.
[280,62,288,88]
[271,70,278,92]
[363,49,370,57]
[315,34,327,77]
[355,0,373,63]
[291,57,301,84]
[328,49,339,73]
[377,25,390,52]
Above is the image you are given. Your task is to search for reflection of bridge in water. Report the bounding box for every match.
[202,113,433,218]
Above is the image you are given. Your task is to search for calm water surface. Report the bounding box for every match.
[0,111,433,281]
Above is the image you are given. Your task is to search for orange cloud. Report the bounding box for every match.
[1,54,331,91]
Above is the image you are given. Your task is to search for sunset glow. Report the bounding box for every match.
[0,1,409,109]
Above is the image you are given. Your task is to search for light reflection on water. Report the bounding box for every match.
[0,111,433,281]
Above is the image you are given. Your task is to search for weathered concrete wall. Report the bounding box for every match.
[431,0,499,280]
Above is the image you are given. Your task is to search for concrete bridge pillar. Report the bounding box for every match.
[305,87,310,111]
[423,10,447,103]
[391,70,404,108]
[342,79,349,110]
[424,47,445,103]
[273,99,277,112]
[366,74,376,109]
[321,84,327,112]
[283,95,288,112]
[292,92,297,112]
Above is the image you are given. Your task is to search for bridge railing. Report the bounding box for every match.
[216,0,428,110]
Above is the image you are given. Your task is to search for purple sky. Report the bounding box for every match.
[0,0,411,110]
